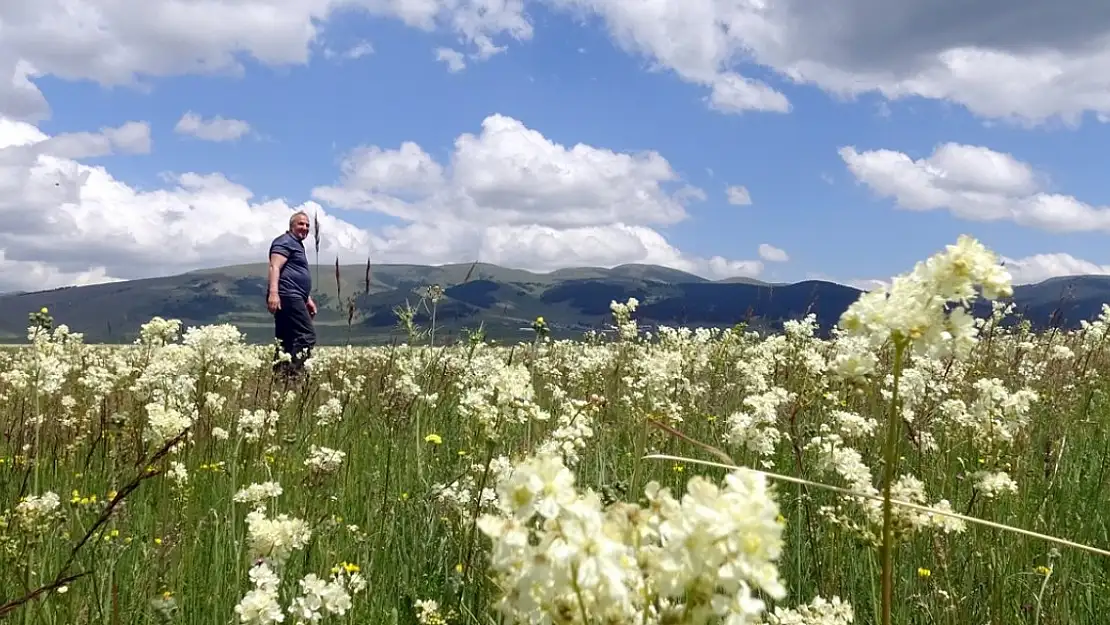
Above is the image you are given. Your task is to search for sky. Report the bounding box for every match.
[3,0,1110,294]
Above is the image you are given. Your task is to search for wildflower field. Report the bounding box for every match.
[2,236,1109,625]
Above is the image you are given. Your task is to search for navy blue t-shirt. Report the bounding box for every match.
[269,232,312,301]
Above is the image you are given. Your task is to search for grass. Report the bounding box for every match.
[1,303,1109,625]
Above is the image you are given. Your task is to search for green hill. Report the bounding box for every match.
[1,262,1107,345]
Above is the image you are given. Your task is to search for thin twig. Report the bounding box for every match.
[0,429,190,618]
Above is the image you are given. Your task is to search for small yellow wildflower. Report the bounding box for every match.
[424,433,442,445]
[917,568,931,578]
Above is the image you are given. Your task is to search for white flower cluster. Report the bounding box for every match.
[304,445,347,475]
[839,235,1012,358]
[477,451,795,625]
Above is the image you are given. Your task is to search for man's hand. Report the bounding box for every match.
[267,293,281,314]
[306,297,317,318]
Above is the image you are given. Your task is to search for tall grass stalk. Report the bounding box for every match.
[880,338,907,625]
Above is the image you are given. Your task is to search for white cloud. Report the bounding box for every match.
[0,112,766,293]
[323,40,374,60]
[805,272,887,292]
[757,244,788,263]
[543,0,1110,125]
[174,112,252,142]
[4,0,1107,124]
[840,142,1110,234]
[2,120,153,159]
[0,116,371,292]
[0,0,532,121]
[1002,252,1110,285]
[312,113,763,279]
[814,250,1110,293]
[434,47,467,73]
[433,38,507,73]
[726,185,751,206]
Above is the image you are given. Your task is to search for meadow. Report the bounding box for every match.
[1,235,1109,625]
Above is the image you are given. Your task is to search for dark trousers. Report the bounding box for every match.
[273,295,316,377]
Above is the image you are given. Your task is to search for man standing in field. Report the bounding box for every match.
[267,210,318,378]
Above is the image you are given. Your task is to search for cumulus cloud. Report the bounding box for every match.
[758,244,788,263]
[3,0,1109,124]
[815,250,1110,293]
[840,142,1110,234]
[174,112,252,142]
[1,120,152,162]
[543,0,1110,124]
[435,48,467,73]
[323,40,374,61]
[1002,252,1110,284]
[0,112,765,293]
[0,117,370,292]
[0,0,532,122]
[726,185,752,206]
[312,113,763,279]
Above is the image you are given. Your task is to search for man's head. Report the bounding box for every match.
[288,211,311,240]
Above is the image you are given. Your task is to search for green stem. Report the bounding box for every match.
[880,338,907,625]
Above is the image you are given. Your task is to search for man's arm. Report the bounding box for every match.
[267,252,288,296]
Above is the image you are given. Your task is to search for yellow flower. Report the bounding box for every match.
[1035,565,1052,576]
[424,433,442,445]
[917,568,931,578]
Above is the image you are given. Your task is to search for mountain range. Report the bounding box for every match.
[0,262,1107,345]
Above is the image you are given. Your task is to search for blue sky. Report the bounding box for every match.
[3,0,1110,292]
